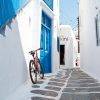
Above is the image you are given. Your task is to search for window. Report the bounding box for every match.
[43,0,53,10]
[42,11,51,29]
[41,12,52,51]
[96,12,100,46]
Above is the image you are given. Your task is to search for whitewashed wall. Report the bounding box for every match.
[79,0,100,81]
[59,25,77,69]
[0,0,41,99]
[0,0,59,99]
[52,0,60,73]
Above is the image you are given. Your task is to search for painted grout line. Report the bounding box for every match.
[30,68,100,100]
[30,73,60,99]
[30,69,75,100]
[56,70,74,100]
[62,86,100,88]
[62,91,100,94]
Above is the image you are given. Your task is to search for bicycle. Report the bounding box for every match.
[29,48,44,84]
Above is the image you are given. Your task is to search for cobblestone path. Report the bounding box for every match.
[30,68,100,100]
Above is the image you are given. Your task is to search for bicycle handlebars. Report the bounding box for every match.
[36,48,43,51]
[29,48,43,54]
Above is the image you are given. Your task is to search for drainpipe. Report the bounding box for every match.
[77,17,80,53]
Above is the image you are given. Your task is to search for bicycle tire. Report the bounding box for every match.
[29,60,37,84]
[38,60,44,79]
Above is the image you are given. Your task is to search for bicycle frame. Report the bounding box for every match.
[29,48,44,84]
[29,48,42,70]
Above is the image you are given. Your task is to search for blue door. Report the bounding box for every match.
[40,12,52,73]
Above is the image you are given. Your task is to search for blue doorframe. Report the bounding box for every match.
[40,11,52,73]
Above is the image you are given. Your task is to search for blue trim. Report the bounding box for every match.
[0,0,29,28]
[43,0,53,10]
[40,11,52,73]
[42,11,52,28]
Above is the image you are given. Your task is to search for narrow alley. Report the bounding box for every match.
[0,0,100,99]
[6,68,100,100]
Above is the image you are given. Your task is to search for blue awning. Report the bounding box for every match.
[0,0,29,28]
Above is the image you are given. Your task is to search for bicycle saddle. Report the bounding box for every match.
[29,51,35,55]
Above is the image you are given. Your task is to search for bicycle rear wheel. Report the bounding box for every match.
[29,60,37,84]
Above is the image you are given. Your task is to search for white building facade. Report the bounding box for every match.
[79,0,100,81]
[59,25,77,69]
[0,0,59,99]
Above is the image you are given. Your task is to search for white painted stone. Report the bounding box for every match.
[59,25,77,69]
[79,0,100,81]
[0,0,59,99]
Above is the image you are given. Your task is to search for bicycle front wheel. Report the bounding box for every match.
[29,60,37,84]
[38,60,44,79]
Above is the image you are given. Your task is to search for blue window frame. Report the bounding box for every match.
[0,0,29,28]
[43,0,53,10]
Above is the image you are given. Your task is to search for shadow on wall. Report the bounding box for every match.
[52,36,60,70]
[0,0,28,99]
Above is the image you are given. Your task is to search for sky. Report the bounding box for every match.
[60,0,79,29]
